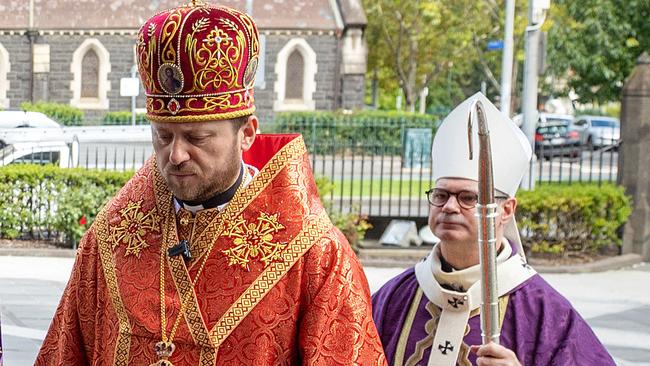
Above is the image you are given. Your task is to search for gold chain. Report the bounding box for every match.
[159,172,247,346]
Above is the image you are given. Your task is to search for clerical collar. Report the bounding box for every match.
[433,241,512,292]
[174,164,244,213]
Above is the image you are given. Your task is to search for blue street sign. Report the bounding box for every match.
[487,40,504,51]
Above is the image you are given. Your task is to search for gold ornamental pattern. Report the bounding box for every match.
[110,200,161,257]
[139,9,247,99]
[95,208,133,365]
[136,3,260,121]
[189,18,244,92]
[222,212,287,270]
[150,136,309,353]
[208,210,333,347]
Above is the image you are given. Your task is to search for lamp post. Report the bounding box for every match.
[500,0,515,117]
[521,0,550,189]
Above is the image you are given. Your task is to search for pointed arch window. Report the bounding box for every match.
[285,50,304,100]
[274,38,317,111]
[81,49,99,98]
[70,39,111,109]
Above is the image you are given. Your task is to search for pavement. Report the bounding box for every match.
[1,254,649,365]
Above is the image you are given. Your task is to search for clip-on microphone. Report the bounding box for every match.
[168,239,192,261]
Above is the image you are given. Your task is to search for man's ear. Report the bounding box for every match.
[499,197,517,225]
[240,115,258,152]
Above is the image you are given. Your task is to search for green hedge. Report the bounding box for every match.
[0,165,131,246]
[270,110,440,154]
[516,183,631,255]
[315,176,370,252]
[0,166,368,249]
[20,102,84,126]
[0,165,632,254]
[103,111,149,125]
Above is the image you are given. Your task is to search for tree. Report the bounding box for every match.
[364,0,480,112]
[544,0,649,104]
[364,0,530,113]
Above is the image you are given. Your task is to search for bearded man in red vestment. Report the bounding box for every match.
[36,2,386,365]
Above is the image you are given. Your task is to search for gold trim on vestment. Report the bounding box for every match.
[96,208,133,365]
[394,287,424,366]
[405,302,439,366]
[199,346,216,366]
[151,136,310,353]
[153,162,212,348]
[208,209,333,346]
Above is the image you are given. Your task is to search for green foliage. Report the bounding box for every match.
[103,111,149,125]
[0,166,371,251]
[20,102,84,126]
[574,103,621,118]
[545,0,649,104]
[315,176,371,252]
[0,165,132,246]
[363,0,530,112]
[516,183,632,255]
[363,0,477,110]
[270,110,439,154]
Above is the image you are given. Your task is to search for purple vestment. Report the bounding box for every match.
[372,267,615,365]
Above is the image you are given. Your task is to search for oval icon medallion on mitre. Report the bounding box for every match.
[158,63,184,95]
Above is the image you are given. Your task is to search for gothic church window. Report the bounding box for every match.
[274,38,317,111]
[285,50,304,100]
[70,39,111,109]
[81,49,99,98]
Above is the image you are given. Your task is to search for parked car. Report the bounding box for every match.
[0,111,66,149]
[0,110,61,129]
[534,120,581,159]
[571,115,620,148]
[511,112,580,159]
[512,112,574,128]
[0,141,72,168]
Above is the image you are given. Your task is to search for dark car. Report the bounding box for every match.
[534,121,581,159]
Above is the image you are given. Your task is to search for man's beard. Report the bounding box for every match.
[163,149,241,203]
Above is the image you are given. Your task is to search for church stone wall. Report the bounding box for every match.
[255,33,339,126]
[1,32,355,125]
[2,35,31,108]
[341,74,366,110]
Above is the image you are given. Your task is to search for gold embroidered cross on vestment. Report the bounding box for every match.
[111,200,160,257]
[222,212,287,270]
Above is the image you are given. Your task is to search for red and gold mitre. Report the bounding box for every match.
[136,1,260,122]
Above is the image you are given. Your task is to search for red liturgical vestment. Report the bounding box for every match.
[37,134,387,365]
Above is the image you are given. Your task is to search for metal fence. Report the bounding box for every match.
[1,125,620,219]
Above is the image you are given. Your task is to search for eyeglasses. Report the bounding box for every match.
[425,188,508,209]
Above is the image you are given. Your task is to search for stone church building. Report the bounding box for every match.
[0,0,368,123]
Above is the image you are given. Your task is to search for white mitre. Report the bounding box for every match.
[432,92,532,257]
[432,92,531,196]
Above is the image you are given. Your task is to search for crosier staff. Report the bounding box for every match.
[468,100,500,345]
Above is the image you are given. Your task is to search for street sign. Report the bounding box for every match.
[120,77,140,97]
[487,40,504,51]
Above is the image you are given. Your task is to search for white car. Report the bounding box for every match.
[0,111,61,129]
[0,141,72,168]
[0,111,72,167]
[571,115,620,148]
